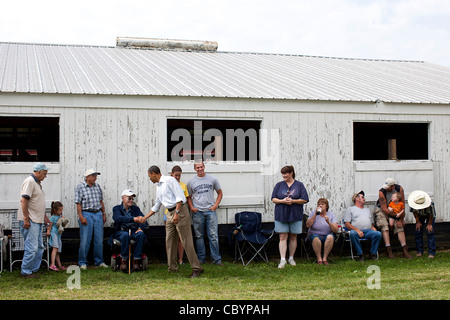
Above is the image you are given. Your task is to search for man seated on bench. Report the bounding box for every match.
[112,189,148,272]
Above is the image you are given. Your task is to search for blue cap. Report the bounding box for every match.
[33,162,49,171]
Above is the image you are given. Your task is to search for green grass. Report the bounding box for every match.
[1,252,449,300]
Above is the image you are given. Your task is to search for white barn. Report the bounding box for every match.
[1,38,449,230]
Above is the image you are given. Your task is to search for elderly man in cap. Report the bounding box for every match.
[112,189,148,272]
[409,190,436,258]
[18,163,52,278]
[344,191,382,261]
[374,177,411,259]
[75,169,108,269]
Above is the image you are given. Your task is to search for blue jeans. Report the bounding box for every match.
[78,211,104,266]
[192,210,221,264]
[19,220,45,275]
[114,230,146,260]
[349,229,382,256]
[415,217,436,256]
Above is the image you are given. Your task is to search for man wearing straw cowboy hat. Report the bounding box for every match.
[408,190,436,258]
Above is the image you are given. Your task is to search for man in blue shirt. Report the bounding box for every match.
[112,189,148,272]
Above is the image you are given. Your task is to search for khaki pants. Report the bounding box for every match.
[374,207,404,235]
[166,203,202,272]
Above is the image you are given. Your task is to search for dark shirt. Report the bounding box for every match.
[271,180,309,222]
[112,204,148,233]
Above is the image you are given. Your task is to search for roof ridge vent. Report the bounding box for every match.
[116,37,218,52]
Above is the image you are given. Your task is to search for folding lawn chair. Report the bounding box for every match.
[232,211,274,266]
[340,220,379,260]
[9,211,50,272]
[0,223,7,273]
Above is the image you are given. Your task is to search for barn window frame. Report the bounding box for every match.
[0,116,60,162]
[167,118,262,162]
[353,121,430,161]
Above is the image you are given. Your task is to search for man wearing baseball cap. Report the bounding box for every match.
[344,190,382,261]
[75,169,107,269]
[374,177,411,259]
[409,190,436,258]
[18,163,52,278]
[111,189,148,272]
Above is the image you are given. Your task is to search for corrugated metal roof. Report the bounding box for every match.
[1,41,450,104]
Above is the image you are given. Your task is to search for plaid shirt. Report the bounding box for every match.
[74,181,103,211]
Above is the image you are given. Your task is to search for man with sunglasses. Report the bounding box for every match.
[112,189,148,272]
[344,191,382,262]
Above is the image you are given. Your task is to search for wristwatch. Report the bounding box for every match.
[175,209,180,214]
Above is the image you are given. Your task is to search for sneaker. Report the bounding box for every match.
[80,264,87,270]
[288,257,296,266]
[278,259,287,269]
[97,263,109,268]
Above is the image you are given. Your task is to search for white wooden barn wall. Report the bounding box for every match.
[0,97,449,229]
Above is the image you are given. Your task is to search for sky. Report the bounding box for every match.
[1,0,449,67]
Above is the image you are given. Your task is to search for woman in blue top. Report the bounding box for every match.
[271,166,309,268]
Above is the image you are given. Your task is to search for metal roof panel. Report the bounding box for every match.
[1,42,450,104]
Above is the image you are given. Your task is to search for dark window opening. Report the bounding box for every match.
[167,119,261,161]
[0,117,60,162]
[353,122,429,160]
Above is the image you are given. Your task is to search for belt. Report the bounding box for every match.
[166,203,186,211]
[83,209,101,213]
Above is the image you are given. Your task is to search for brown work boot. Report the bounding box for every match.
[120,260,128,272]
[190,268,204,278]
[132,260,141,272]
[386,246,395,259]
[401,245,412,259]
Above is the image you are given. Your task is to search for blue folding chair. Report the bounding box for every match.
[232,211,274,266]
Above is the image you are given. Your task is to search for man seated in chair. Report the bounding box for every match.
[112,189,148,272]
[344,191,382,262]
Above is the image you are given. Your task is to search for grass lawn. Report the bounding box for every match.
[1,252,449,301]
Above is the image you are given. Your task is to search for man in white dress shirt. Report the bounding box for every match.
[143,165,203,278]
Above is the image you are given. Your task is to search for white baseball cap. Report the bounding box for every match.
[382,177,396,189]
[84,169,100,177]
[121,189,136,197]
